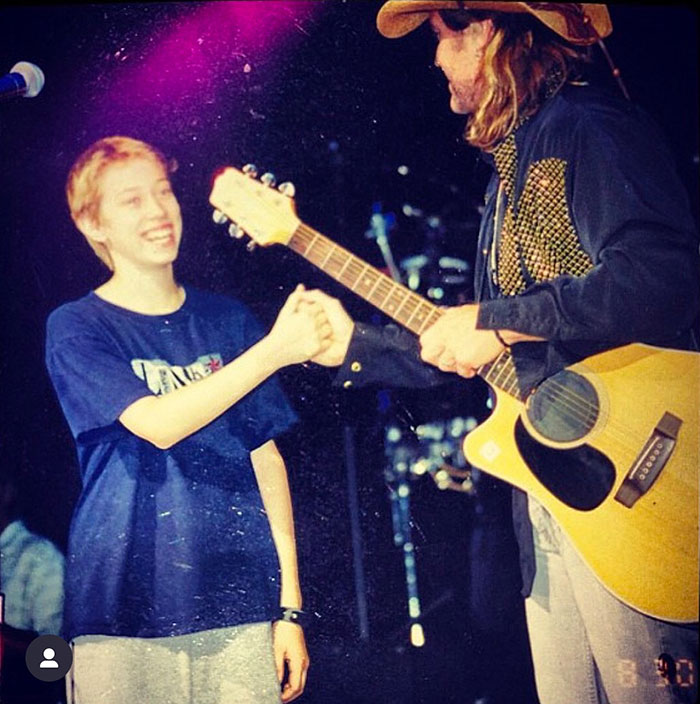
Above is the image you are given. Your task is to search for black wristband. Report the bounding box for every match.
[493,329,509,348]
[277,607,306,627]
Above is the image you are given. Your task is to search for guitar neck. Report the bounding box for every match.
[288,224,521,399]
[290,224,441,336]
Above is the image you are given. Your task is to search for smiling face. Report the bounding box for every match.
[86,156,182,273]
[429,11,494,115]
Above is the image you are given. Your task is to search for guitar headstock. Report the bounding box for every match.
[209,164,300,248]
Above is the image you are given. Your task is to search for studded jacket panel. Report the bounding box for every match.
[475,83,699,394]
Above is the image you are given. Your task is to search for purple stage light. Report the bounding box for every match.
[85,1,324,133]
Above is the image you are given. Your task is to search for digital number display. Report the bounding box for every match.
[616,658,696,688]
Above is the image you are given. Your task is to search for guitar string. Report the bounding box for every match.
[294,229,632,429]
[483,360,646,453]
[262,220,648,449]
[293,228,633,425]
[224,186,625,443]
[292,225,650,449]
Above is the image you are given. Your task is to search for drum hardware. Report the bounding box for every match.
[382,416,480,648]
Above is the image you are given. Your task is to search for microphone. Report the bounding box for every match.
[0,62,45,102]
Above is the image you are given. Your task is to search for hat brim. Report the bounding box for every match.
[377,1,530,39]
[376,1,611,45]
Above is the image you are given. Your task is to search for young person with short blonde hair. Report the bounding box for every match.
[47,136,325,703]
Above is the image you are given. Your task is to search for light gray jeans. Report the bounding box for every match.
[525,498,698,704]
[66,622,281,704]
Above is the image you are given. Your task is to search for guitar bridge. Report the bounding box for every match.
[614,412,682,508]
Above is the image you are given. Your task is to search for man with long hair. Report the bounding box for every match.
[299,3,699,703]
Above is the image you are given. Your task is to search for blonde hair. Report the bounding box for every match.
[66,136,171,270]
[441,11,589,151]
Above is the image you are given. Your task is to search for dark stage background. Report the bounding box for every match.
[1,3,698,703]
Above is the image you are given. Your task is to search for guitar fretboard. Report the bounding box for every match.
[288,224,522,399]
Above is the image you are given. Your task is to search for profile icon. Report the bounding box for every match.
[26,635,73,682]
[40,647,60,669]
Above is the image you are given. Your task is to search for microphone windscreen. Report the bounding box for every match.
[10,61,45,98]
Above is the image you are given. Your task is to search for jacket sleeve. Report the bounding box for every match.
[333,322,453,389]
[477,103,699,348]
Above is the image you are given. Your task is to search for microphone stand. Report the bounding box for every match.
[365,203,401,282]
[366,206,427,647]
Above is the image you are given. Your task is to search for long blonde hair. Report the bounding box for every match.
[442,10,589,151]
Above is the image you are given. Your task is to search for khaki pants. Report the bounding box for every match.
[66,622,281,704]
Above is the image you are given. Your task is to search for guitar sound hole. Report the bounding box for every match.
[514,419,615,510]
[526,370,599,444]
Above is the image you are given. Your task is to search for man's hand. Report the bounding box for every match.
[266,285,333,367]
[419,303,504,378]
[272,620,310,702]
[295,286,355,367]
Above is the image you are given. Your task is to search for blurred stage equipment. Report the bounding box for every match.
[363,202,479,647]
[384,416,481,648]
[344,425,370,641]
[399,206,470,306]
[364,200,472,305]
[0,62,45,102]
[365,203,401,282]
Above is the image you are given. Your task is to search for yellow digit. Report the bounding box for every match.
[676,658,695,688]
[655,657,672,687]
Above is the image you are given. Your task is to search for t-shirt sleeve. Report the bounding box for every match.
[45,309,152,441]
[233,303,298,450]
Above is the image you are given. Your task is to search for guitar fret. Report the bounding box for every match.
[416,307,438,335]
[376,282,398,310]
[503,365,519,396]
[403,298,423,329]
[325,249,348,277]
[350,263,369,292]
[491,356,507,389]
[366,272,385,301]
[336,255,353,280]
[340,258,365,288]
[319,242,336,269]
[484,351,521,399]
[390,289,410,318]
[303,232,320,257]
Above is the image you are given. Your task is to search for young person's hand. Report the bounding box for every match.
[294,286,355,366]
[272,620,309,702]
[266,286,332,366]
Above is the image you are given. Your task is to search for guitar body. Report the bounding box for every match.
[463,342,699,623]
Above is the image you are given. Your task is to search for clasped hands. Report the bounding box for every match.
[289,285,506,378]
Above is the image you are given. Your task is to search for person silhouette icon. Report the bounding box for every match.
[39,647,59,668]
[26,634,73,681]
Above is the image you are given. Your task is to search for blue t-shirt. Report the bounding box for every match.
[45,287,298,639]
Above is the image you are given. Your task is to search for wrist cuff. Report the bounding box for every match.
[493,329,510,349]
[277,607,307,627]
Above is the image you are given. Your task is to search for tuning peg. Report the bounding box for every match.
[278,181,295,198]
[246,240,257,252]
[242,163,258,178]
[260,172,276,188]
[212,209,228,225]
[228,223,245,239]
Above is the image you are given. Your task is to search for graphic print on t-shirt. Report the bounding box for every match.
[130,354,223,395]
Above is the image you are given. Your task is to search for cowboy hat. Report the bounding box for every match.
[376,2,612,45]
